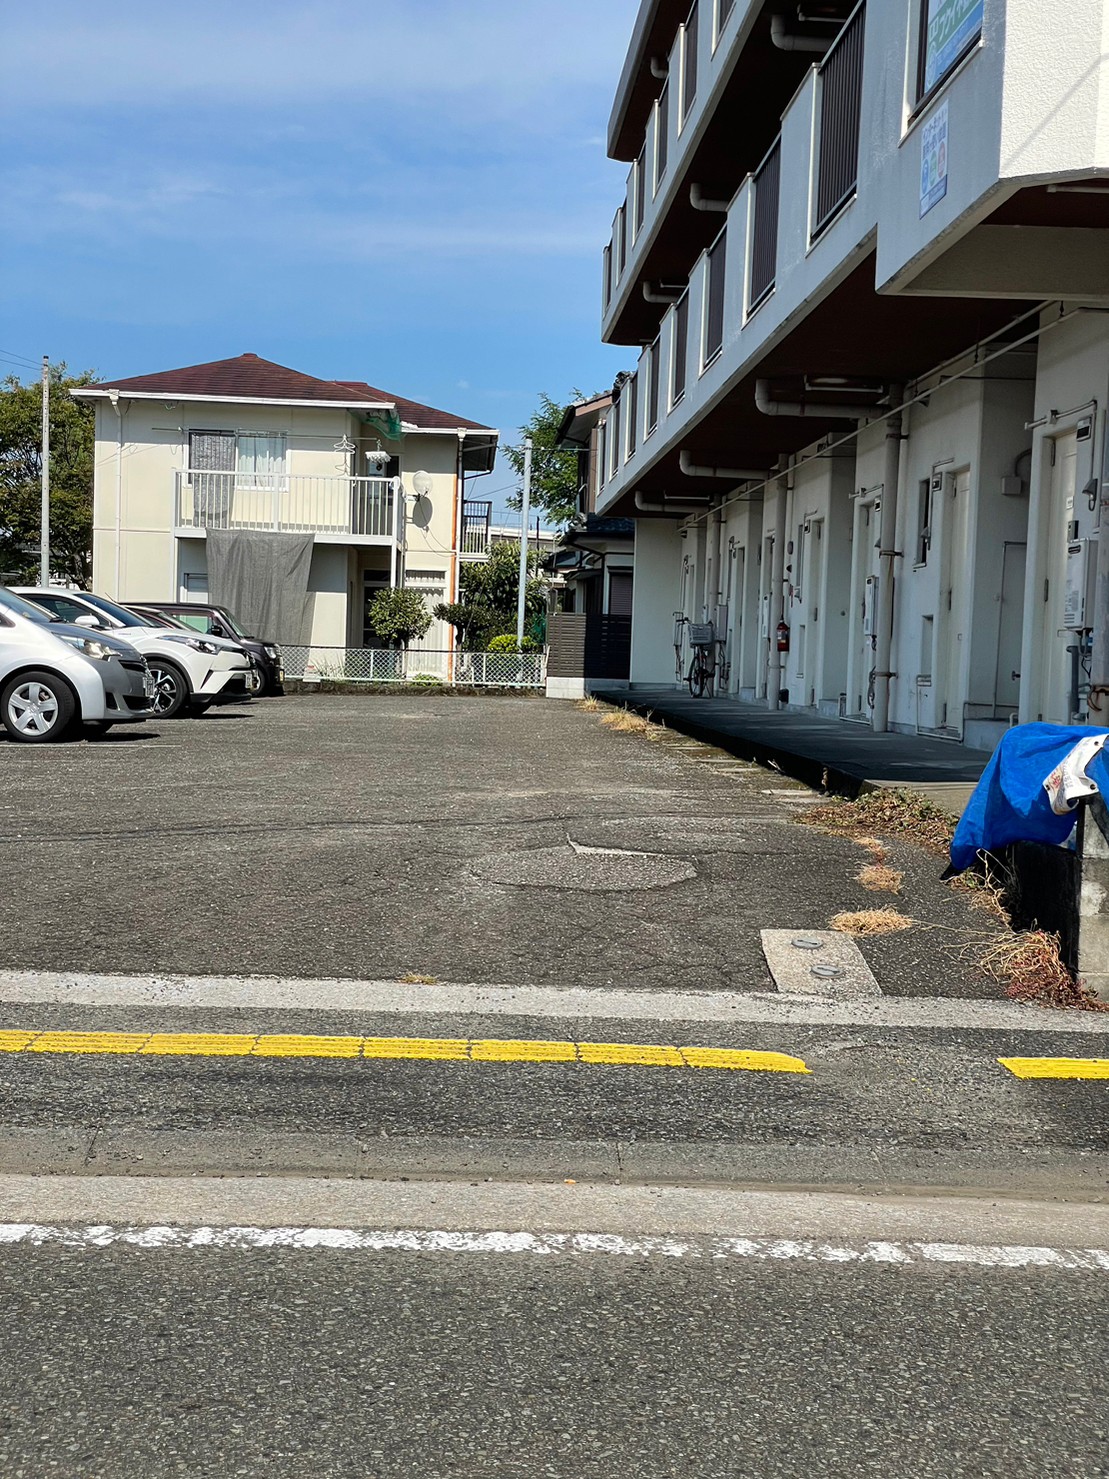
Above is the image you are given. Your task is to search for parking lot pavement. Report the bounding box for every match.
[6,694,998,994]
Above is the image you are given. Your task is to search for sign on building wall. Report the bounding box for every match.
[922,0,984,95]
[919,100,949,217]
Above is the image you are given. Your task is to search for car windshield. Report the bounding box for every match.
[0,587,56,624]
[133,608,188,630]
[76,593,149,628]
[215,608,250,638]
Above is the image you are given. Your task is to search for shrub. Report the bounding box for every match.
[487,634,540,653]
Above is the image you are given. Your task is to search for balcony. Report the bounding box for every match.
[460,499,493,560]
[173,470,397,543]
[601,0,858,345]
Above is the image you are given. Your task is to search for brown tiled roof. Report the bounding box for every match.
[88,354,388,404]
[333,381,494,433]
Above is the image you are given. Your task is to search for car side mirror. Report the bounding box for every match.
[211,623,226,637]
[74,614,102,629]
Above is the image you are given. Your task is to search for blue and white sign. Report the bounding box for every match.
[923,0,984,94]
[919,101,949,218]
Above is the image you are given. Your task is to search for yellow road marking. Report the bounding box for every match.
[999,1056,1109,1081]
[0,1028,811,1074]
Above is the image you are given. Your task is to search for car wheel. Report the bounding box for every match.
[147,660,190,718]
[246,664,265,697]
[0,671,76,743]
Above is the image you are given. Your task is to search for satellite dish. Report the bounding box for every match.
[412,470,433,497]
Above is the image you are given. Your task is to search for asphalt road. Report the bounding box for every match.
[0,695,1000,995]
[0,1238,1104,1478]
[2,693,1106,1475]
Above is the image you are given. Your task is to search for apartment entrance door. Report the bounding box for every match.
[934,469,971,736]
[846,495,880,718]
[1038,430,1080,722]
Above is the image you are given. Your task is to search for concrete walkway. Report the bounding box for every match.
[603,685,992,810]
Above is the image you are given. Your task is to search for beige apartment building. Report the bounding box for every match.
[72,354,498,654]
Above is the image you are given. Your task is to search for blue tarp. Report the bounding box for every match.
[949,723,1109,873]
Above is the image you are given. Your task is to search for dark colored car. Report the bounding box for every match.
[130,603,284,696]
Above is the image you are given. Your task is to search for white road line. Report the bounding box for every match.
[1,968,1107,1032]
[0,1221,1105,1269]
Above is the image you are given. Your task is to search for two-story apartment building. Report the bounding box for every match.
[597,0,1109,747]
[72,354,497,653]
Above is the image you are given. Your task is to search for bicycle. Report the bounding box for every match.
[685,622,717,698]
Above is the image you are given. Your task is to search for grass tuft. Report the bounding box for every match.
[600,708,656,735]
[576,696,603,712]
[831,907,914,937]
[857,863,903,894]
[399,972,439,985]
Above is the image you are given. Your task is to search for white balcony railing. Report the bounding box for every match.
[173,470,398,540]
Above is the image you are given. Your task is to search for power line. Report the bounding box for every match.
[0,348,39,369]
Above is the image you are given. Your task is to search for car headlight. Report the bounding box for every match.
[181,637,220,654]
[263,644,280,659]
[66,636,116,662]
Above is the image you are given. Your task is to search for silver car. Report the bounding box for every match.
[0,587,153,742]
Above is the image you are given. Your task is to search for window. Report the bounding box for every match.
[918,0,983,102]
[174,612,213,634]
[237,433,287,486]
[672,292,689,405]
[634,145,646,237]
[655,84,669,189]
[916,476,934,565]
[681,2,698,122]
[646,335,661,435]
[703,227,726,367]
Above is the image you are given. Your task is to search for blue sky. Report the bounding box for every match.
[0,0,639,519]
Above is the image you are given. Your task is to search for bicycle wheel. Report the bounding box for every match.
[688,652,708,698]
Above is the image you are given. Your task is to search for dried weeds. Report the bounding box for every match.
[802,788,956,857]
[576,696,603,712]
[857,863,904,894]
[830,907,914,937]
[977,930,1109,1011]
[600,708,657,735]
[399,972,439,985]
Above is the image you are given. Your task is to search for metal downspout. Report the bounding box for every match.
[872,396,905,733]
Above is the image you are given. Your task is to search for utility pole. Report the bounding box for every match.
[40,355,50,586]
[516,438,533,645]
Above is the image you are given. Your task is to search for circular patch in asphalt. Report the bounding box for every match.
[471,845,696,892]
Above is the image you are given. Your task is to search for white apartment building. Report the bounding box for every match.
[597,0,1109,747]
[73,354,498,654]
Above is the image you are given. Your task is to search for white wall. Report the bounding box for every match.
[630,519,683,683]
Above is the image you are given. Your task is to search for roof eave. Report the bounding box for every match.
[70,388,395,411]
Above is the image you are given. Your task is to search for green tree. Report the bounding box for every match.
[434,540,546,650]
[504,392,583,528]
[0,365,97,584]
[368,587,433,648]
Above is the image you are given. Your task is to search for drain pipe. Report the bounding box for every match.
[643,282,686,303]
[690,184,730,213]
[767,468,789,710]
[110,389,124,598]
[872,393,905,733]
[650,56,668,78]
[770,15,831,52]
[634,491,711,515]
[754,379,882,421]
[679,450,766,481]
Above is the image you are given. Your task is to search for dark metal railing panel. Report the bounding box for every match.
[627,373,638,458]
[814,2,866,237]
[748,138,781,311]
[703,227,727,365]
[672,292,689,404]
[655,83,669,186]
[682,1,698,120]
[647,335,660,434]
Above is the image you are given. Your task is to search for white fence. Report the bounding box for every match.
[284,646,548,688]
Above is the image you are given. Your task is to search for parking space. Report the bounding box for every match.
[4,694,997,994]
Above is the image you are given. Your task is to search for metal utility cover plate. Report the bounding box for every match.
[760,929,882,998]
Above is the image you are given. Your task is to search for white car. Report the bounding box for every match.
[16,588,252,720]
[0,588,153,743]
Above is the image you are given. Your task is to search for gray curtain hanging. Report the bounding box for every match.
[206,530,315,645]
